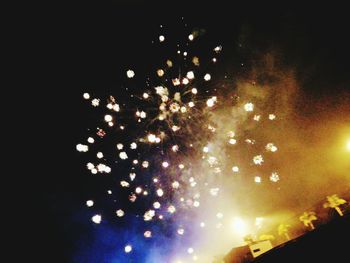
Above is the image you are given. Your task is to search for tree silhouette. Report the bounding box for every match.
[259,234,275,241]
[278,223,291,241]
[323,194,347,216]
[299,211,317,230]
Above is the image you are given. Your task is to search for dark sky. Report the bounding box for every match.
[36,2,350,262]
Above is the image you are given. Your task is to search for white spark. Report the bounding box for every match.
[113,104,120,112]
[119,152,128,160]
[153,202,161,209]
[91,98,100,107]
[232,166,239,172]
[76,144,88,152]
[91,214,101,224]
[204,73,211,81]
[177,228,185,235]
[124,245,132,253]
[172,181,180,189]
[244,102,254,112]
[120,181,130,187]
[229,138,237,145]
[156,189,164,197]
[144,231,152,238]
[87,163,94,170]
[210,188,220,196]
[270,172,280,182]
[216,212,223,219]
[187,71,195,79]
[126,70,135,78]
[144,210,155,221]
[167,205,176,213]
[135,187,142,194]
[253,155,264,165]
[104,114,112,122]
[214,46,222,53]
[254,176,262,183]
[116,209,125,217]
[129,173,136,181]
[157,69,164,77]
[142,161,149,168]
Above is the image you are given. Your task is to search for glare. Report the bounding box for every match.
[231,217,248,236]
[347,140,350,151]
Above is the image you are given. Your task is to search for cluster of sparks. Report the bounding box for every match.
[76,20,282,262]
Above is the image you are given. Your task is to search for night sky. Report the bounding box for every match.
[38,2,350,263]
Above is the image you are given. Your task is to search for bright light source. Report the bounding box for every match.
[347,140,350,151]
[231,217,248,236]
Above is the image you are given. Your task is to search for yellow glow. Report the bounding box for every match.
[347,140,350,151]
